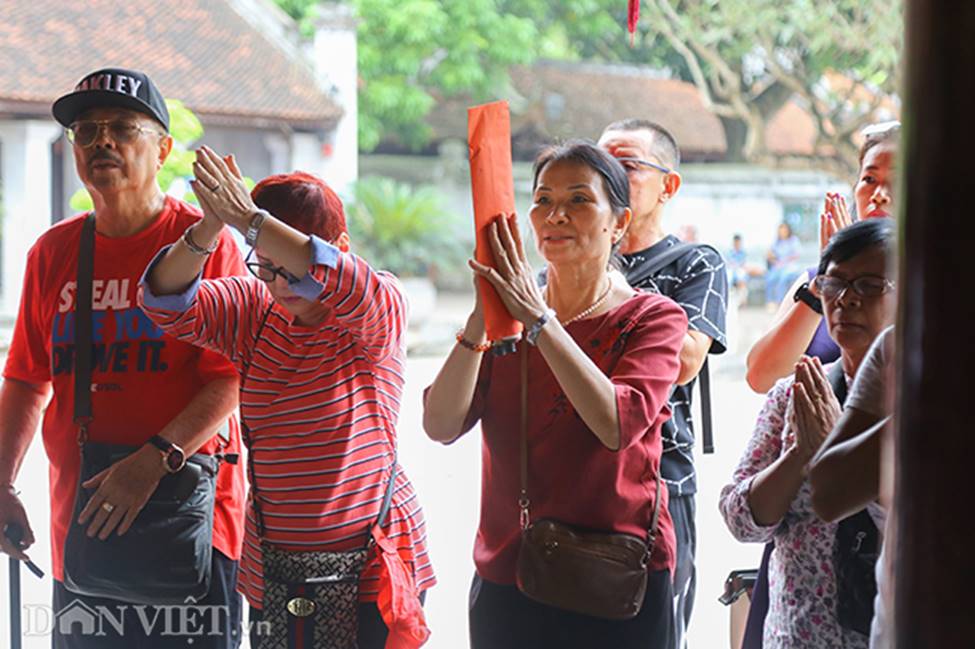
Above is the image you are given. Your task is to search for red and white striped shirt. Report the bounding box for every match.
[139,237,435,607]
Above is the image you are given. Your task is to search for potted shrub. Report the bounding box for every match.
[346,177,466,326]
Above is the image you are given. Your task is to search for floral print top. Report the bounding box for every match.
[719,366,870,649]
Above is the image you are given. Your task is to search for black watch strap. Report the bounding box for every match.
[793,281,823,315]
[147,435,175,453]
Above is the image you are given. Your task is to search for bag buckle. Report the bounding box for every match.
[518,496,531,530]
[287,597,317,618]
[76,421,92,447]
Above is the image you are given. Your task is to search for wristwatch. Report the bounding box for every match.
[244,209,270,248]
[524,308,556,346]
[147,436,187,474]
[793,281,823,315]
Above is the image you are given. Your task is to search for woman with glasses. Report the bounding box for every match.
[746,122,899,393]
[720,219,895,649]
[137,148,435,648]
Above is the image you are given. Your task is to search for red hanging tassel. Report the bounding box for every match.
[628,0,640,46]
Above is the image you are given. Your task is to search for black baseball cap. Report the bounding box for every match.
[52,67,170,131]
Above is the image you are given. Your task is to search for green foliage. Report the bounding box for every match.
[352,0,540,151]
[70,99,206,211]
[346,176,466,277]
[272,0,320,36]
[69,186,94,212]
[270,0,900,169]
[635,0,903,168]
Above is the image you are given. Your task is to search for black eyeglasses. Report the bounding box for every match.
[245,249,300,283]
[67,120,163,147]
[813,274,896,301]
[615,156,672,175]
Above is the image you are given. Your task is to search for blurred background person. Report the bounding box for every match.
[763,222,802,309]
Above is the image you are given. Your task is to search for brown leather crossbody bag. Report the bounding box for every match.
[514,344,664,620]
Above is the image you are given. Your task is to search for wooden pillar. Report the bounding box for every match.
[896,2,975,647]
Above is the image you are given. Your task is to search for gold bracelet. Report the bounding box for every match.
[456,330,491,353]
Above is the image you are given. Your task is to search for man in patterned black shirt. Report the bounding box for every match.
[600,119,728,649]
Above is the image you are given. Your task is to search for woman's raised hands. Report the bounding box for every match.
[789,356,842,463]
[468,214,548,326]
[191,145,257,233]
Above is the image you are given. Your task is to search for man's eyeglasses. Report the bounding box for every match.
[245,249,300,283]
[67,120,164,148]
[615,157,672,175]
[813,274,896,301]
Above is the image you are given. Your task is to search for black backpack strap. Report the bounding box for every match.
[624,242,696,287]
[629,241,717,454]
[827,361,849,407]
[699,359,714,454]
[74,214,96,436]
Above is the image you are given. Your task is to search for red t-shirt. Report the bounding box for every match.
[451,292,687,582]
[3,196,246,581]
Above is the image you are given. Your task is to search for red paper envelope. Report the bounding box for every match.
[468,100,523,347]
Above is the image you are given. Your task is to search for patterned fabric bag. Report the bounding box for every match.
[255,542,370,649]
[242,308,399,649]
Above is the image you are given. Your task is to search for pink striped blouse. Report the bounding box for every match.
[139,237,435,608]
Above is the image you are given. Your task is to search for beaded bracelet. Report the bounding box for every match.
[455,330,491,353]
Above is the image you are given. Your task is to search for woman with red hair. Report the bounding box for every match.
[138,147,434,649]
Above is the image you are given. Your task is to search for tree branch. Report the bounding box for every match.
[643,1,738,118]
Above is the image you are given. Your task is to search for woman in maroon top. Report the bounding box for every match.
[424,141,687,649]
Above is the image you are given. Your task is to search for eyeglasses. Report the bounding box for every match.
[66,120,163,147]
[614,156,672,175]
[813,274,896,301]
[245,249,300,283]
[861,121,900,142]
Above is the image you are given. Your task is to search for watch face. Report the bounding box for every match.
[165,449,186,473]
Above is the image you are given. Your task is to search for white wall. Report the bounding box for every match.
[0,119,62,318]
[313,5,358,192]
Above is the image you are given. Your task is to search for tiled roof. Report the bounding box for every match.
[425,61,821,161]
[0,0,342,129]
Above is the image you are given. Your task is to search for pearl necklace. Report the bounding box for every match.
[549,278,613,326]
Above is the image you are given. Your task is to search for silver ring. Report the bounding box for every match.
[101,502,116,514]
[207,182,221,192]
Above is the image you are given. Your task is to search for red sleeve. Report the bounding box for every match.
[308,249,408,363]
[612,298,688,451]
[3,243,53,385]
[193,229,244,381]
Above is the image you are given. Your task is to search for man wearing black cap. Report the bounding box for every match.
[0,68,246,647]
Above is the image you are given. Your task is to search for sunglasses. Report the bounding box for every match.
[67,120,164,148]
[813,274,896,301]
[614,156,672,175]
[245,249,300,284]
[861,121,900,142]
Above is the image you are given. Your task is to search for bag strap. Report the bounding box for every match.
[241,305,398,542]
[73,213,96,439]
[626,241,718,454]
[518,342,664,553]
[624,241,696,287]
[827,361,849,407]
[699,359,714,454]
[518,344,530,530]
